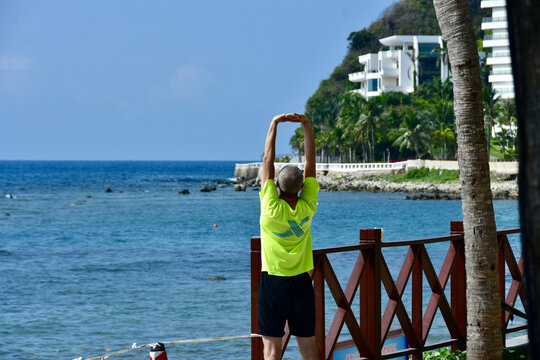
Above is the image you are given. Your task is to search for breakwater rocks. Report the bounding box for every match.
[316,175,518,200]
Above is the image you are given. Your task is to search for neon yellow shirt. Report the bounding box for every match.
[259,177,319,276]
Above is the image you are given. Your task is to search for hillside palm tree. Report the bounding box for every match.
[433,1,502,359]
[393,109,430,158]
[482,84,499,157]
[337,92,366,161]
[358,98,382,162]
[432,122,455,159]
[289,127,304,163]
[496,98,518,152]
[431,39,451,79]
[406,50,420,93]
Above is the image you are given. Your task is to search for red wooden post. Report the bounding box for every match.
[498,234,506,347]
[251,237,263,360]
[411,244,423,360]
[313,254,325,360]
[450,221,466,351]
[359,229,382,359]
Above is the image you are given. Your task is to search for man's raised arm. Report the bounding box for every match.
[261,114,286,187]
[300,116,316,178]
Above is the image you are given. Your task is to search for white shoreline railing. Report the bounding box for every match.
[234,159,518,178]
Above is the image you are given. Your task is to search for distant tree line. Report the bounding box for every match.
[291,74,517,163]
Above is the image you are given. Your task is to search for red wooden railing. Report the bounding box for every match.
[250,221,526,360]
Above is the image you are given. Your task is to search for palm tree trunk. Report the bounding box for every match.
[507,2,540,357]
[371,127,376,163]
[433,1,502,359]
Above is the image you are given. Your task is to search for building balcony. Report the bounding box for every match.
[380,67,399,77]
[349,71,366,82]
[483,33,509,48]
[487,52,512,65]
[482,17,508,30]
[365,70,381,79]
[484,34,508,41]
[484,39,510,48]
[490,69,512,76]
[489,70,513,83]
[481,0,506,9]
[494,87,515,99]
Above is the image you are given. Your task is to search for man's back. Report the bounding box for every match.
[259,177,319,276]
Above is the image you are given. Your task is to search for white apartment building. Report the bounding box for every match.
[481,0,514,99]
[348,35,450,99]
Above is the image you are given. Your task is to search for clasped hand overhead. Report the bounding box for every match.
[272,113,310,124]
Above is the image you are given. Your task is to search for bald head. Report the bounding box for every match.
[277,165,304,196]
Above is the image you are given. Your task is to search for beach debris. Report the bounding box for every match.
[234,184,246,192]
[178,189,190,195]
[213,224,218,228]
[200,184,217,192]
[208,276,226,281]
[105,188,113,193]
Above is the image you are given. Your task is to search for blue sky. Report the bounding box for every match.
[1,0,396,160]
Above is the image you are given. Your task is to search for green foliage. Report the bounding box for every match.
[275,155,291,163]
[347,29,377,51]
[503,346,529,359]
[396,167,460,183]
[364,167,460,184]
[423,348,466,360]
[421,346,529,360]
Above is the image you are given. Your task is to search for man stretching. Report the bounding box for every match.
[258,113,319,360]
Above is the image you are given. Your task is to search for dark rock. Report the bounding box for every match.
[252,188,260,191]
[178,189,190,195]
[208,276,226,281]
[200,184,217,192]
[5,213,10,216]
[234,184,247,192]
[105,188,112,193]
[405,193,461,200]
[84,195,92,198]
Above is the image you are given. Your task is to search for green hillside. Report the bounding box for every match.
[307,0,485,106]
[291,0,518,163]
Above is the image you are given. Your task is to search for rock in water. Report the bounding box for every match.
[178,189,190,195]
[200,184,217,192]
[234,184,247,191]
[208,276,226,281]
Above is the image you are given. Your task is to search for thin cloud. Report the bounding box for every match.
[0,55,31,71]
[169,62,214,103]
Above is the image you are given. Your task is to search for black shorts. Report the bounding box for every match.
[257,271,315,337]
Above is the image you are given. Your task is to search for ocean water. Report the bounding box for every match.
[0,161,521,359]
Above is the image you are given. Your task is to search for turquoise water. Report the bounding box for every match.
[0,161,521,359]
